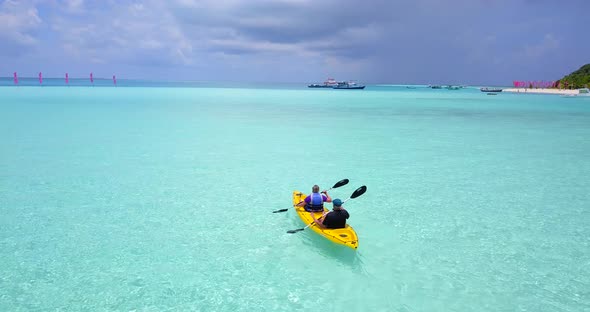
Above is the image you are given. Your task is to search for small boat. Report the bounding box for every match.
[308,78,338,88]
[480,87,503,92]
[406,86,417,89]
[292,191,358,249]
[332,81,365,90]
[562,88,590,98]
[430,85,442,89]
[446,85,460,90]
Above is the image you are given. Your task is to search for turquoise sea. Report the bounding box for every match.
[1,82,589,311]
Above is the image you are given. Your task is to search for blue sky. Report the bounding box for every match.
[1,0,588,84]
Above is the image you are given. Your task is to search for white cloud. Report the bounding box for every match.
[49,1,193,65]
[0,0,42,46]
[208,38,301,55]
[63,0,84,14]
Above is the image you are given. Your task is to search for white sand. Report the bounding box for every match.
[502,88,579,95]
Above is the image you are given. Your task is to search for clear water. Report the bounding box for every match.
[1,85,589,311]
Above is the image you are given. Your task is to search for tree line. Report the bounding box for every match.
[556,64,590,89]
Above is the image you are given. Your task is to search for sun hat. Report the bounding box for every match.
[332,198,342,207]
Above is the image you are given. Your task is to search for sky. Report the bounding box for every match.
[0,0,589,85]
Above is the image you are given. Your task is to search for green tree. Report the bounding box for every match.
[559,64,590,89]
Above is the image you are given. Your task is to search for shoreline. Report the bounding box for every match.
[502,88,579,95]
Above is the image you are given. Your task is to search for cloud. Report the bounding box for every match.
[49,1,193,66]
[170,0,397,48]
[2,0,589,83]
[0,0,42,55]
[62,0,84,14]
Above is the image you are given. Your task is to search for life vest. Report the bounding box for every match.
[306,192,324,211]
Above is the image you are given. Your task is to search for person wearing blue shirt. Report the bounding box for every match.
[296,185,332,212]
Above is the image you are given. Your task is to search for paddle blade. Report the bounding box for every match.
[350,185,367,199]
[273,209,289,213]
[287,228,304,234]
[332,178,349,189]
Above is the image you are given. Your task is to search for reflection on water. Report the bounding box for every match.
[294,226,365,272]
[283,205,368,273]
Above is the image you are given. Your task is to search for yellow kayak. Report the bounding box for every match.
[292,190,359,249]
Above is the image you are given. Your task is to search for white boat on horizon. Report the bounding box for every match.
[308,78,339,88]
[332,81,365,90]
[561,88,590,98]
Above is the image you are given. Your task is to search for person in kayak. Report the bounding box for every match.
[311,198,349,229]
[296,185,332,212]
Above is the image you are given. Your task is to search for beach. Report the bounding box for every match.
[503,88,579,95]
[1,84,589,311]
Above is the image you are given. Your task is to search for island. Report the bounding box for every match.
[503,64,590,95]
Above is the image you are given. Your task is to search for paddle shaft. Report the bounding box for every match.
[303,211,328,230]
[306,197,352,228]
[288,206,343,234]
[272,179,349,213]
[305,198,353,229]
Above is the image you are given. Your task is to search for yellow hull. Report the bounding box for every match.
[293,191,358,249]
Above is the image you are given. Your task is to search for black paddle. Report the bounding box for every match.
[272,178,349,213]
[287,185,367,234]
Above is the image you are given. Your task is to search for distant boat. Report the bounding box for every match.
[481,87,502,92]
[332,81,365,90]
[308,78,339,88]
[446,85,460,90]
[564,88,590,98]
[430,85,442,89]
[406,86,417,89]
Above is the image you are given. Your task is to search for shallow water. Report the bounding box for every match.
[1,85,589,311]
